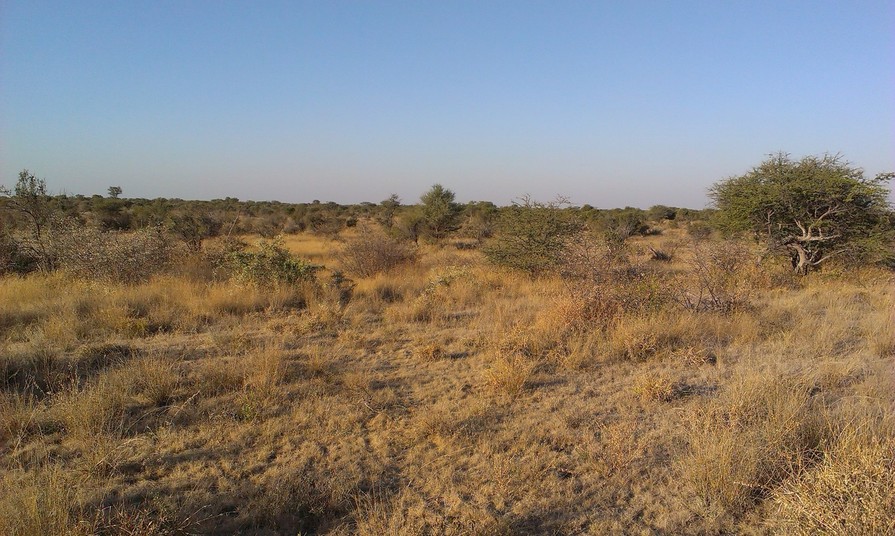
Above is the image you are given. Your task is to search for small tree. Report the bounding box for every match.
[108,186,123,199]
[710,153,894,274]
[377,194,401,230]
[0,170,55,270]
[420,184,462,240]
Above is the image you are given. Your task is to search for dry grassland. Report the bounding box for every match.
[1,229,893,535]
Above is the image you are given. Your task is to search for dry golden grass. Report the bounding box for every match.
[631,371,676,404]
[771,422,895,535]
[680,370,831,518]
[1,232,892,534]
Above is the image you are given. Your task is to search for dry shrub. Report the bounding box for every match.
[681,371,830,517]
[1,343,61,393]
[207,324,256,355]
[551,331,601,370]
[606,311,718,362]
[338,227,417,277]
[203,284,269,316]
[353,488,511,536]
[0,274,57,335]
[240,468,338,535]
[871,324,895,358]
[385,266,473,324]
[371,281,404,303]
[483,351,536,398]
[542,265,674,339]
[543,284,623,335]
[869,291,895,358]
[771,427,895,535]
[86,502,197,536]
[599,419,643,475]
[72,343,135,372]
[609,319,664,361]
[0,463,190,536]
[54,224,181,283]
[677,239,758,313]
[193,360,244,396]
[352,489,410,536]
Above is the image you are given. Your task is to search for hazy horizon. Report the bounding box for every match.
[3,1,893,208]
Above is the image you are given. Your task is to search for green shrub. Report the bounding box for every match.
[225,238,318,287]
[483,196,581,276]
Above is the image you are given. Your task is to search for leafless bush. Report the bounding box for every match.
[549,232,676,332]
[0,230,38,274]
[337,227,417,277]
[559,231,614,281]
[676,239,757,313]
[53,222,182,283]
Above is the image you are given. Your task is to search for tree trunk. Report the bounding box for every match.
[789,243,809,275]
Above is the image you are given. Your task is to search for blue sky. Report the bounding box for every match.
[2,1,893,207]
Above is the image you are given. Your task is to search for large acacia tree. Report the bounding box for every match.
[710,153,894,274]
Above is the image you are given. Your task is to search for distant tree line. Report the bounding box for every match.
[10,156,885,279]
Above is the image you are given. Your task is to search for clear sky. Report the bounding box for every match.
[2,1,893,208]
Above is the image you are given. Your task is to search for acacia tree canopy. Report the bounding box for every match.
[710,153,894,273]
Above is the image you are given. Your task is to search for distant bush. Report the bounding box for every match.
[168,211,222,251]
[687,221,713,240]
[223,237,318,287]
[303,212,343,238]
[647,205,677,222]
[483,196,582,276]
[337,227,417,277]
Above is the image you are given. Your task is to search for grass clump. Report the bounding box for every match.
[681,371,830,517]
[771,426,895,535]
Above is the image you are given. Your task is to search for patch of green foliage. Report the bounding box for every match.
[225,238,318,287]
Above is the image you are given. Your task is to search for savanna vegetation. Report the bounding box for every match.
[1,155,894,535]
